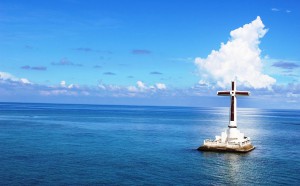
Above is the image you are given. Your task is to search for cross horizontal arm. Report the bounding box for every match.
[217,91,231,96]
[236,91,250,96]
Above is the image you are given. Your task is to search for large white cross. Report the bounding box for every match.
[217,81,250,128]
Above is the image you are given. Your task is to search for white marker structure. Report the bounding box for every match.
[198,81,255,152]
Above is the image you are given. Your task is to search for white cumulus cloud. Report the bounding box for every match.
[0,71,32,84]
[0,72,18,81]
[195,16,276,89]
[20,78,31,84]
[137,81,147,89]
[127,81,167,93]
[60,80,66,87]
[156,83,167,90]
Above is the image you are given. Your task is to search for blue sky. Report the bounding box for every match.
[1,0,300,108]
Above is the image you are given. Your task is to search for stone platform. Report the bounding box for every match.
[197,140,255,153]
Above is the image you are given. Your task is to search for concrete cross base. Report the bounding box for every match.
[197,143,255,153]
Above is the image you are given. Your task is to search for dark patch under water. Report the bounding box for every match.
[0,103,299,185]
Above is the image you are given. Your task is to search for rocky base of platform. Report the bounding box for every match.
[197,144,255,153]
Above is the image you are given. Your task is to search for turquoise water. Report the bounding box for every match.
[0,103,299,185]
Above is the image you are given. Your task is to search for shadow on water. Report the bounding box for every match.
[198,150,252,157]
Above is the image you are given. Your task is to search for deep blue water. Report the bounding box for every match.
[0,102,299,185]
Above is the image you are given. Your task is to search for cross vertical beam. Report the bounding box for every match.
[217,80,250,128]
[230,96,235,122]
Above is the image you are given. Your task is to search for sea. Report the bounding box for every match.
[0,102,299,185]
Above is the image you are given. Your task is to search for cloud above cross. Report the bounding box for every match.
[195,16,276,89]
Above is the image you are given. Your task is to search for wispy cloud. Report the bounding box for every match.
[21,65,47,71]
[271,8,291,13]
[272,61,299,69]
[169,57,194,63]
[150,71,163,75]
[271,8,280,12]
[74,47,94,52]
[118,63,129,67]
[51,58,82,67]
[24,45,34,49]
[131,49,151,55]
[93,65,102,69]
[73,47,112,54]
[103,72,116,75]
[21,65,31,70]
